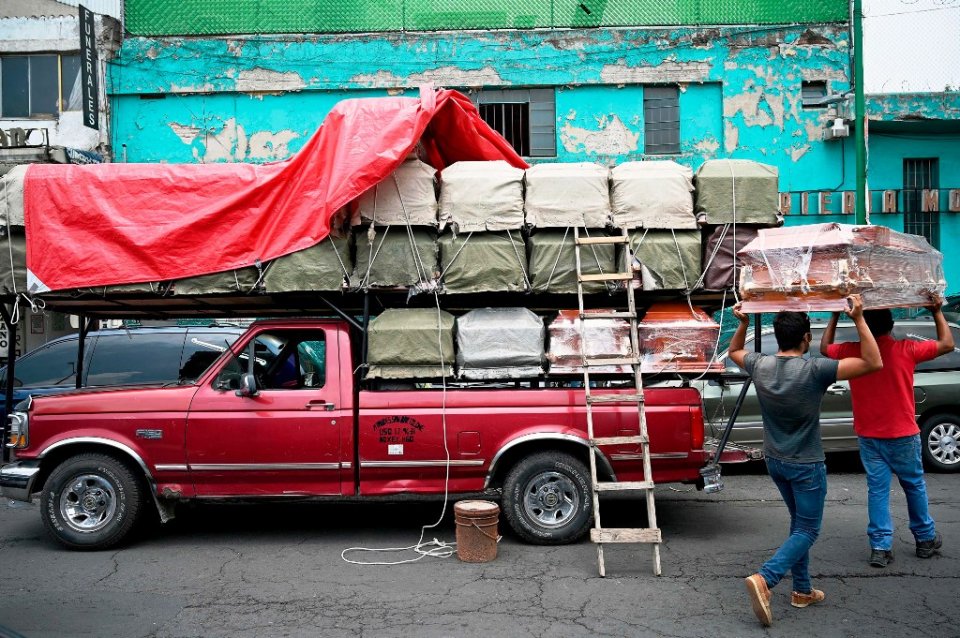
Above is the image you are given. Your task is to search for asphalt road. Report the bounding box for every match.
[0,455,956,638]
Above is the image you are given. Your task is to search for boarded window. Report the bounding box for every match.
[475,88,556,158]
[644,86,680,155]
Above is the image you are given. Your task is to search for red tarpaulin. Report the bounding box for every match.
[23,87,528,292]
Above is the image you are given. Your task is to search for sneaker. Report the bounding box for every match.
[869,549,894,568]
[745,573,773,626]
[791,588,826,608]
[916,532,943,558]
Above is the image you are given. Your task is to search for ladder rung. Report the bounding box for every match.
[579,272,633,283]
[581,311,636,319]
[582,356,640,367]
[591,528,662,544]
[575,235,630,246]
[591,435,648,446]
[594,480,655,492]
[586,393,645,404]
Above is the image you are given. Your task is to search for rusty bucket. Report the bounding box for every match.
[454,500,500,563]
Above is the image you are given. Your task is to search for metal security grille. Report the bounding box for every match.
[643,86,680,155]
[479,103,529,157]
[903,158,940,249]
[125,0,848,36]
[475,88,556,158]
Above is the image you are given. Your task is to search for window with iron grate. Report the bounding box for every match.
[643,86,680,155]
[474,88,556,158]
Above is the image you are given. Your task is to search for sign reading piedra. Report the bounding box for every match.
[79,5,99,131]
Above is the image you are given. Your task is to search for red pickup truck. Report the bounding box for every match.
[1,318,744,550]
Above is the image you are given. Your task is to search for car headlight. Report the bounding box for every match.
[6,410,28,449]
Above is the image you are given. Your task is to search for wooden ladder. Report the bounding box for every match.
[573,227,662,577]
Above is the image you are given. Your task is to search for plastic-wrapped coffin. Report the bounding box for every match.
[353,227,438,289]
[626,230,702,291]
[351,157,438,227]
[366,308,456,379]
[439,231,529,294]
[694,159,780,226]
[610,161,696,229]
[262,235,353,292]
[547,309,633,374]
[524,163,611,228]
[637,302,723,374]
[527,229,616,294]
[738,223,946,312]
[438,160,524,232]
[456,308,545,379]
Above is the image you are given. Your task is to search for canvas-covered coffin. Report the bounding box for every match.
[701,224,766,291]
[173,267,261,295]
[610,161,696,229]
[627,230,702,291]
[262,235,353,292]
[638,302,723,374]
[524,163,611,228]
[366,308,456,379]
[456,308,545,379]
[438,160,524,232]
[351,157,438,227]
[353,227,438,289]
[527,229,616,294]
[738,223,946,312]
[438,231,529,294]
[694,159,780,226]
[546,309,633,374]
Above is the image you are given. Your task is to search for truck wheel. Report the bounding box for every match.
[40,453,144,550]
[502,451,592,544]
[921,415,960,473]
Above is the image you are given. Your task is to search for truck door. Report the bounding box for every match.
[185,327,345,496]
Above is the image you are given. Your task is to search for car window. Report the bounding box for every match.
[809,327,860,358]
[1,337,94,388]
[214,330,326,391]
[724,331,779,370]
[86,332,185,386]
[179,330,243,382]
[812,324,960,371]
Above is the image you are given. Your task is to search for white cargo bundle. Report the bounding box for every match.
[610,160,696,229]
[0,165,27,228]
[523,162,611,228]
[352,158,438,227]
[456,307,545,379]
[438,160,524,233]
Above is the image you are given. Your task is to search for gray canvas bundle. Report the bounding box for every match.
[352,158,438,227]
[527,229,616,294]
[439,231,529,294]
[524,163,611,228]
[694,159,780,225]
[0,166,26,228]
[366,308,455,379]
[456,308,545,379]
[0,228,26,296]
[263,235,352,292]
[438,160,524,232]
[353,227,438,289]
[174,266,261,295]
[610,161,696,229]
[627,229,702,291]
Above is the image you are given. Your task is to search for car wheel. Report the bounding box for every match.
[502,451,592,544]
[920,414,960,473]
[40,453,145,550]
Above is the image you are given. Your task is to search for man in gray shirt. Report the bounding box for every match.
[731,295,882,627]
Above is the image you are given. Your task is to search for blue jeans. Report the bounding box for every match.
[858,435,936,550]
[759,458,827,594]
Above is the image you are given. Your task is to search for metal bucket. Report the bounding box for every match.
[454,500,500,563]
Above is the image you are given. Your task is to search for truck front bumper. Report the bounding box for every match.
[0,460,41,502]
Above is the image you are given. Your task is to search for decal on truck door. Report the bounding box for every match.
[373,416,425,444]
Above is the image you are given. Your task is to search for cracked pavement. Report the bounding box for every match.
[0,456,956,638]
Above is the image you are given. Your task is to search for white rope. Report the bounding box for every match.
[505,230,531,291]
[437,231,475,279]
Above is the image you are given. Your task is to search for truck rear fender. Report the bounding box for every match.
[32,437,174,523]
[484,433,616,490]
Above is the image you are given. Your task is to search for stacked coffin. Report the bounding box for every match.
[366,308,456,379]
[611,161,702,292]
[738,223,946,312]
[546,309,633,374]
[636,302,723,374]
[696,159,783,291]
[438,161,528,293]
[456,308,545,379]
[524,163,615,293]
[351,157,439,291]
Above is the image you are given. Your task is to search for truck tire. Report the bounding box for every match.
[40,453,145,550]
[502,451,592,544]
[920,414,960,473]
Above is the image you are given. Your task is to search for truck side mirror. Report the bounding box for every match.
[235,372,259,398]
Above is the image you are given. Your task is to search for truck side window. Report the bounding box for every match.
[214,331,326,391]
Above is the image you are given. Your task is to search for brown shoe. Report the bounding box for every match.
[791,588,825,608]
[745,573,773,626]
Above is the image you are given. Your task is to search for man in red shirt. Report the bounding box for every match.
[821,299,955,567]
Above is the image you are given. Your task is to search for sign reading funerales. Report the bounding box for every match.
[780,189,960,215]
[79,5,99,131]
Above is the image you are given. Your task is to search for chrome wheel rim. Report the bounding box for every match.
[928,423,960,466]
[522,471,580,529]
[60,473,118,533]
